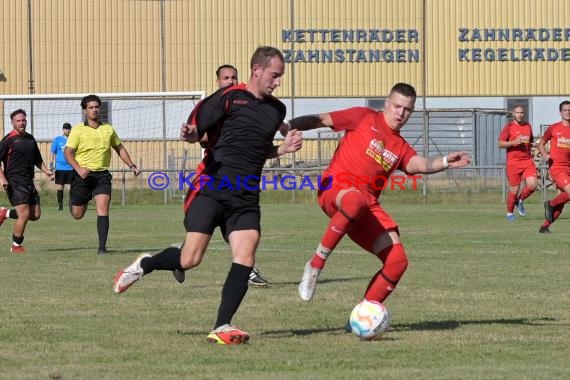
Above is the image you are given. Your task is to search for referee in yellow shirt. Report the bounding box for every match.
[65,94,140,254]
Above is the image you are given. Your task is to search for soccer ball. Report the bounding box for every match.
[349,299,390,340]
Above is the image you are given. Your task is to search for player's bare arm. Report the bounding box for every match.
[113,144,141,176]
[406,151,471,174]
[267,129,303,158]
[38,162,54,180]
[537,138,550,161]
[0,168,8,189]
[498,135,523,149]
[64,146,90,179]
[180,123,199,143]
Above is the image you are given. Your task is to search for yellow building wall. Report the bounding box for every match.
[427,0,570,96]
[167,0,424,97]
[1,0,569,97]
[1,0,162,94]
[1,0,30,94]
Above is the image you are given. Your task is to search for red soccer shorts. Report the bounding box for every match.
[506,160,537,187]
[317,186,398,253]
[549,167,570,191]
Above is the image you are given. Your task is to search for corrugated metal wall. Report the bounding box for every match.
[427,0,570,96]
[0,0,568,97]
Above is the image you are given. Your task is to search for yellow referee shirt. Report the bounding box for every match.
[66,122,121,171]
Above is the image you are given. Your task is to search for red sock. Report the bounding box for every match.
[543,203,566,227]
[518,186,535,201]
[506,192,517,213]
[550,192,570,208]
[364,243,408,303]
[553,203,565,222]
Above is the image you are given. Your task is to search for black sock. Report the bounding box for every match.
[12,234,24,245]
[8,209,17,219]
[97,215,109,250]
[140,247,182,275]
[214,263,252,329]
[57,190,64,206]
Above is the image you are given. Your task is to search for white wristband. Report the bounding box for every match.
[442,155,449,168]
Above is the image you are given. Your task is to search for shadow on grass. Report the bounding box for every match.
[42,247,166,254]
[390,317,559,331]
[268,276,368,286]
[261,317,559,338]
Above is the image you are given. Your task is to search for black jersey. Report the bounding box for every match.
[189,83,286,195]
[0,130,44,183]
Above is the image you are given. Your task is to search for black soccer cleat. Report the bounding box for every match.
[173,269,186,284]
[544,201,554,223]
[248,267,269,286]
[538,226,551,234]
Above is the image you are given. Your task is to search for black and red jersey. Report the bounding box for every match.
[186,83,286,197]
[0,130,44,183]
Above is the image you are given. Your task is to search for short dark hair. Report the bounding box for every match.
[63,123,72,129]
[559,100,570,112]
[250,46,284,69]
[10,109,26,120]
[216,65,238,79]
[81,94,102,109]
[389,83,417,98]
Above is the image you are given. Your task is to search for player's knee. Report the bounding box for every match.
[339,191,368,220]
[524,177,538,190]
[180,251,203,269]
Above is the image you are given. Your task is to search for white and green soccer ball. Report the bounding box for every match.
[349,299,390,340]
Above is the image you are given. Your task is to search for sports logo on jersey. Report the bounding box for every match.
[556,136,570,149]
[518,135,530,144]
[365,138,398,171]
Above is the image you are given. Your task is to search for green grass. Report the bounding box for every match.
[0,198,568,380]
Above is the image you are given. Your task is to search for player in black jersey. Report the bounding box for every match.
[173,64,270,287]
[0,109,54,253]
[114,46,302,344]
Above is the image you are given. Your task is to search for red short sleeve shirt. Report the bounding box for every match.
[326,107,417,197]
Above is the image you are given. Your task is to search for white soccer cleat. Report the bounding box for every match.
[113,253,151,294]
[298,261,321,301]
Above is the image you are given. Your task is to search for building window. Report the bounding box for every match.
[506,98,530,120]
[100,100,112,124]
[367,98,385,111]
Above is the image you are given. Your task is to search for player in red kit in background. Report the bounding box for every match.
[498,105,538,221]
[537,100,570,233]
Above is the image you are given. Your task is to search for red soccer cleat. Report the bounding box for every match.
[11,244,26,254]
[206,324,250,345]
[0,207,8,226]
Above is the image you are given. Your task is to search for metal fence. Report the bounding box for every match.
[22,106,553,205]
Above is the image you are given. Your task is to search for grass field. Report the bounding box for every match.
[0,197,568,380]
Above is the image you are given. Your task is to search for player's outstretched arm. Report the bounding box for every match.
[279,113,332,137]
[405,151,471,174]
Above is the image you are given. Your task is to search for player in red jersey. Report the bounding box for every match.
[498,105,538,221]
[285,83,470,310]
[536,100,570,233]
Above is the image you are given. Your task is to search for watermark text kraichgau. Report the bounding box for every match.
[147,172,422,191]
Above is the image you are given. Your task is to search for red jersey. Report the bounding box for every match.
[324,107,417,198]
[542,121,570,169]
[498,121,534,163]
